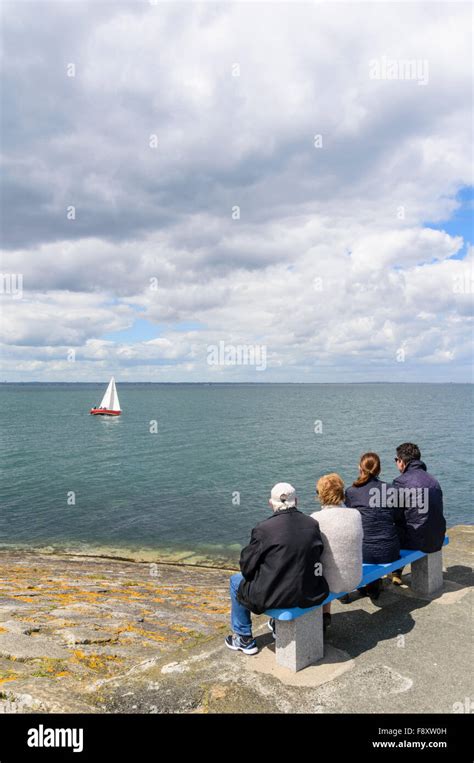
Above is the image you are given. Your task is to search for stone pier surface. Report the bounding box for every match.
[0,525,472,714]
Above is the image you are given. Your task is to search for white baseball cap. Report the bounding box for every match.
[270,482,297,509]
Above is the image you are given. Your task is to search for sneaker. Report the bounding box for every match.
[225,634,259,655]
[267,618,276,639]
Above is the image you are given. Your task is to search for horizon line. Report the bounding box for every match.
[1,381,472,386]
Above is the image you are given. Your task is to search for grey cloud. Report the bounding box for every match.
[2,1,470,253]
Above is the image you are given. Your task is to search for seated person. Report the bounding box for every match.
[345,452,400,598]
[311,473,363,627]
[226,482,329,655]
[391,442,446,585]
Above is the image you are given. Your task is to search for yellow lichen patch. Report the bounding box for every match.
[14,596,36,603]
[51,621,78,628]
[30,658,67,678]
[183,630,210,641]
[50,591,102,602]
[71,651,122,672]
[0,627,7,633]
[179,603,203,610]
[168,624,192,633]
[117,625,167,643]
[0,671,19,684]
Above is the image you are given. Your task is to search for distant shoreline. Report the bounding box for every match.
[1,381,472,386]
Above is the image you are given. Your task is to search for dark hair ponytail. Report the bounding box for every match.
[353,452,381,487]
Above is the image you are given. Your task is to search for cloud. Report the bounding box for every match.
[0,291,134,346]
[0,1,472,381]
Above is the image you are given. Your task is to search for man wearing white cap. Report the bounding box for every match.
[225,482,329,655]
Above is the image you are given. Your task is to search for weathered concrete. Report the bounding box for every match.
[411,550,444,595]
[0,620,40,636]
[0,633,69,661]
[275,607,324,671]
[0,525,472,714]
[249,642,354,688]
[56,628,118,646]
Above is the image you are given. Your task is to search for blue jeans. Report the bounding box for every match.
[230,573,252,637]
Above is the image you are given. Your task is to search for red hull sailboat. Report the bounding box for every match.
[90,377,121,416]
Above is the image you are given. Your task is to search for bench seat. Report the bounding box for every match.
[264,537,449,671]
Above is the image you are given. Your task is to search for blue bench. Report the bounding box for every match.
[265,537,449,672]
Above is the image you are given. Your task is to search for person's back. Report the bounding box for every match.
[392,443,446,553]
[345,455,400,564]
[237,507,329,613]
[312,505,363,593]
[310,473,363,594]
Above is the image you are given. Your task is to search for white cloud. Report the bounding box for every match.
[0,1,472,381]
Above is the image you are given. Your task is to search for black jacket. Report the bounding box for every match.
[392,460,446,553]
[236,507,329,614]
[345,478,400,563]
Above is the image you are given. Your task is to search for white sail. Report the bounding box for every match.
[99,377,121,411]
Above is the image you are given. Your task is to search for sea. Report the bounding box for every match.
[0,383,472,567]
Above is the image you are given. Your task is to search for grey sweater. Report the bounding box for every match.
[311,504,363,593]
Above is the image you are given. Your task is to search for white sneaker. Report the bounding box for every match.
[267,618,276,639]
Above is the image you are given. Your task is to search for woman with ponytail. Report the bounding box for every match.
[345,452,400,598]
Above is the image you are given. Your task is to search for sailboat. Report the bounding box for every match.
[90,377,121,416]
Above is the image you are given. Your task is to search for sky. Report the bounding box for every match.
[1,0,473,383]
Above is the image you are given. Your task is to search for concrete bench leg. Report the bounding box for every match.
[275,608,324,672]
[410,550,444,595]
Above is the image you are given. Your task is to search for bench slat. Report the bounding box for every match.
[266,536,449,621]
